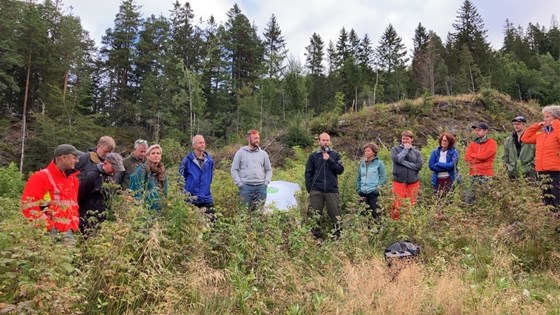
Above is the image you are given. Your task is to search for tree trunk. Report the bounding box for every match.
[63,51,69,101]
[20,52,32,172]
[468,63,475,93]
[373,70,378,105]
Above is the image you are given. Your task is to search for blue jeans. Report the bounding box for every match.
[239,184,267,211]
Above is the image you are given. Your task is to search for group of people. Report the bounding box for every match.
[21,137,169,240]
[20,104,560,241]
[355,105,560,224]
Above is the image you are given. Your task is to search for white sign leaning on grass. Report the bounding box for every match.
[264,181,300,211]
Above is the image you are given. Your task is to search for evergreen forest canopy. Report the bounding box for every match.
[1,0,559,171]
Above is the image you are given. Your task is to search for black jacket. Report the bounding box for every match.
[76,148,103,181]
[305,149,344,193]
[78,164,113,230]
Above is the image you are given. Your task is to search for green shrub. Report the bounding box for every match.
[283,125,313,148]
[159,138,185,167]
[0,162,24,198]
[308,112,340,136]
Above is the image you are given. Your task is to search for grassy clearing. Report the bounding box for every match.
[2,91,555,314]
[2,135,560,314]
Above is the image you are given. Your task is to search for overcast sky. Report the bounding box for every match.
[62,0,559,61]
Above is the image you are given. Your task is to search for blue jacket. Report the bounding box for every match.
[356,157,387,194]
[129,164,168,211]
[428,147,459,188]
[179,152,214,205]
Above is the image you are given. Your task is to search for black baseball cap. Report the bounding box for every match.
[512,116,527,123]
[471,123,489,130]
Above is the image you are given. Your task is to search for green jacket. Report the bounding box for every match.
[502,132,535,178]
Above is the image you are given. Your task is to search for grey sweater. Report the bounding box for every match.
[231,146,272,187]
[391,144,423,183]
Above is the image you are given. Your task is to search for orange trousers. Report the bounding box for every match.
[391,181,420,220]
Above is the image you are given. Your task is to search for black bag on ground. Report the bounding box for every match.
[384,240,420,266]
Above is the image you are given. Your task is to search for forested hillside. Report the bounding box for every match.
[0,0,559,172]
[2,1,560,313]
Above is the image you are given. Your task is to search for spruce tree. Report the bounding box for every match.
[263,14,287,80]
[100,0,142,125]
[375,24,408,101]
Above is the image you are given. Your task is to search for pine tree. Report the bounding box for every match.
[334,27,350,69]
[100,0,142,125]
[199,16,230,138]
[263,14,287,79]
[135,14,173,138]
[447,0,492,92]
[169,1,203,72]
[410,24,447,96]
[305,33,327,114]
[375,24,408,101]
[357,33,374,70]
[305,33,324,76]
[326,40,336,75]
[222,4,264,133]
[0,0,26,113]
[348,28,361,60]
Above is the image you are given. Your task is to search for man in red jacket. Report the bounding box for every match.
[21,144,80,240]
[464,123,497,205]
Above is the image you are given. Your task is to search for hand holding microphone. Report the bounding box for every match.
[321,146,330,160]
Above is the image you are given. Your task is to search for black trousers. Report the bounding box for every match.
[538,171,560,210]
[359,191,380,218]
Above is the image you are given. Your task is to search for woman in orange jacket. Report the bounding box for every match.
[521,105,560,209]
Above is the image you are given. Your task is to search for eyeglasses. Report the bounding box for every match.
[134,139,148,148]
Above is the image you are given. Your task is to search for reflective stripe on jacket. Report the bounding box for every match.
[21,161,79,232]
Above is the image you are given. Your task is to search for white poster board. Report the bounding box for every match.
[265,181,301,211]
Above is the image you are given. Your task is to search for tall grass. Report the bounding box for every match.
[1,139,560,314]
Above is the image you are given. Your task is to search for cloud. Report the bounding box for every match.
[63,0,558,61]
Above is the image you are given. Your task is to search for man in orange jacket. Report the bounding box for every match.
[21,144,80,239]
[464,123,497,205]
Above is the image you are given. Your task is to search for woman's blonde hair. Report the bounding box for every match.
[146,144,162,161]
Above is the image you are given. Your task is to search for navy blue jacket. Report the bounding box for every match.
[179,151,214,205]
[305,148,344,193]
[428,147,460,188]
